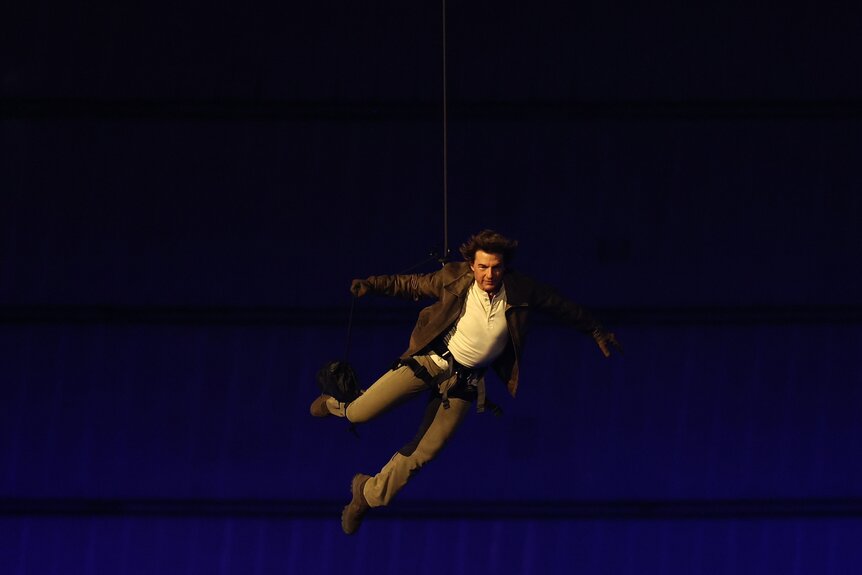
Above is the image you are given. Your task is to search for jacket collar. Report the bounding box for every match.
[444,263,475,297]
[501,270,529,307]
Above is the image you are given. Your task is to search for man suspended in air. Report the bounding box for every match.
[310,229,622,534]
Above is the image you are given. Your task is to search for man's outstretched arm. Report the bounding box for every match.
[349,270,448,301]
[526,277,623,358]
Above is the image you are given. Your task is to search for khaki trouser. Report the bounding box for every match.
[324,354,472,507]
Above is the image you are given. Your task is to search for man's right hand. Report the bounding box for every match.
[592,328,623,358]
[350,279,372,298]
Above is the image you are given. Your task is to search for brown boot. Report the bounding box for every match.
[341,473,371,535]
[309,394,331,417]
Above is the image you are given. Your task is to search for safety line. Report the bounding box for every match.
[440,0,450,263]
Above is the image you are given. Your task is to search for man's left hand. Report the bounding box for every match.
[593,329,623,357]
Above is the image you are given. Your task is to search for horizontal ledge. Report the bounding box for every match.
[0,305,861,326]
[3,497,862,520]
[4,98,862,121]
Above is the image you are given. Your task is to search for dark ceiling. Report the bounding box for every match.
[2,1,861,310]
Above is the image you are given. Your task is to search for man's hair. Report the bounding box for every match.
[459,229,519,264]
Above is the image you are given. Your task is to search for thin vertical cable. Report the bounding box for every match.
[441,0,450,263]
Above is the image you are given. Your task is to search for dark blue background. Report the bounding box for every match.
[2,1,861,573]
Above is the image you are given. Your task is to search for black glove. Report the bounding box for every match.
[350,279,372,298]
[592,328,623,357]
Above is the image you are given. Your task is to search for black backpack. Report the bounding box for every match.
[315,360,361,404]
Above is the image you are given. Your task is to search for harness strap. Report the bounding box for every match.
[398,354,503,415]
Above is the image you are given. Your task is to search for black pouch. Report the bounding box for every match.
[315,360,362,404]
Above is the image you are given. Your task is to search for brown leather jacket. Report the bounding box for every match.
[363,262,602,398]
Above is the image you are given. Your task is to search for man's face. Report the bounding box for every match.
[470,250,505,293]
